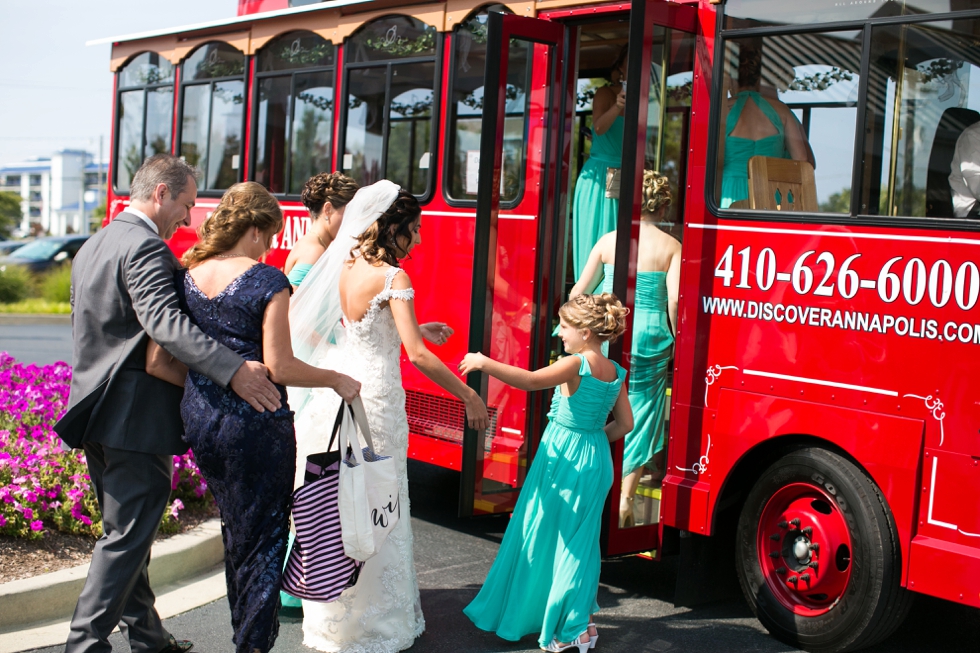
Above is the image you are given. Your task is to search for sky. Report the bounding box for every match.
[0,0,236,167]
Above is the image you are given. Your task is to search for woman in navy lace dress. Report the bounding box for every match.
[145,182,360,653]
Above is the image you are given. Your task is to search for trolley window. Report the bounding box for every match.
[860,16,980,219]
[712,31,862,214]
[253,32,335,195]
[114,52,174,193]
[723,0,979,30]
[179,42,246,192]
[340,15,439,197]
[445,6,531,205]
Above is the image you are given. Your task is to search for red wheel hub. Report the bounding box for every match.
[756,482,852,616]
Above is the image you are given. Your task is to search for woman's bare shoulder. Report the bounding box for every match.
[598,231,618,262]
[290,235,326,265]
[661,229,682,252]
[594,85,617,101]
[390,266,413,290]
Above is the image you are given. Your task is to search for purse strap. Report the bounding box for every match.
[349,397,376,452]
[326,401,351,453]
[329,397,376,456]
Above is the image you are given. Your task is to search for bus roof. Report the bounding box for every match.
[86,0,372,46]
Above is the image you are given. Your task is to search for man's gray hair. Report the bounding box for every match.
[129,154,201,202]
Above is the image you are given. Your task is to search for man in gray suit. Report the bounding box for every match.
[55,154,282,653]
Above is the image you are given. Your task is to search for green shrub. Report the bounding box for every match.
[40,264,72,303]
[0,264,32,303]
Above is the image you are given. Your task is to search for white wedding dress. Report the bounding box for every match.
[294,266,425,653]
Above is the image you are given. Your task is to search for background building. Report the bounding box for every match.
[0,150,106,236]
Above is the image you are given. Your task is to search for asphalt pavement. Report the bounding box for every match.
[24,461,980,653]
[0,323,72,366]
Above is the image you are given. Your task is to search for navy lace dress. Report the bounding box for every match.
[177,263,294,653]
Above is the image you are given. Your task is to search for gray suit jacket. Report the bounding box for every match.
[54,212,244,455]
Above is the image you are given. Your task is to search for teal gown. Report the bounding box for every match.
[720,91,787,208]
[572,115,623,277]
[601,264,673,475]
[280,262,315,610]
[464,353,625,647]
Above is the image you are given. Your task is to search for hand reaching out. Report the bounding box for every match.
[420,322,454,346]
[458,352,488,376]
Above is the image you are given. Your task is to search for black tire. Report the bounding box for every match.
[735,447,913,653]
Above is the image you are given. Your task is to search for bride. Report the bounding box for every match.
[289,180,489,652]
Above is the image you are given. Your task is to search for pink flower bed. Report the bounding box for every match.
[0,352,209,540]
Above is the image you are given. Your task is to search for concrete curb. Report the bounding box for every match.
[0,567,227,653]
[0,314,71,326]
[0,519,223,633]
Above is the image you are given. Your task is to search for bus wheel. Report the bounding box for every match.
[735,447,912,653]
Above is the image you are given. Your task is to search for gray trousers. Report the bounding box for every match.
[65,443,174,653]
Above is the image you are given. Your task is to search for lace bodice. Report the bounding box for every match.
[338,267,414,455]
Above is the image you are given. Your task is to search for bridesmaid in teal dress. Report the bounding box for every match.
[720,39,810,208]
[283,172,359,288]
[459,294,634,653]
[280,172,358,610]
[571,47,628,277]
[571,171,680,527]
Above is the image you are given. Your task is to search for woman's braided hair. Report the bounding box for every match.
[350,189,421,267]
[559,293,629,343]
[181,182,283,267]
[301,172,359,218]
[641,169,672,216]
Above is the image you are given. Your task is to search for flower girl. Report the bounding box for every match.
[460,293,633,652]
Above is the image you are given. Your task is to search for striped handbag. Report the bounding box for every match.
[282,403,363,602]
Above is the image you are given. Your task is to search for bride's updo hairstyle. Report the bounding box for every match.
[641,170,671,218]
[350,188,421,267]
[182,182,283,267]
[559,293,629,343]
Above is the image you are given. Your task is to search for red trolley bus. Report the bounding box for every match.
[96,1,980,650]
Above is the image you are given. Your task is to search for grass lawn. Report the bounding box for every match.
[0,299,71,314]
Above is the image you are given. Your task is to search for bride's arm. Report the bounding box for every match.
[388,272,489,431]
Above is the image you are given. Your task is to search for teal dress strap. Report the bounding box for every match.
[726,91,783,137]
[573,352,592,377]
[613,360,626,383]
[286,262,313,287]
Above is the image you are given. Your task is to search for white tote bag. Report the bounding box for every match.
[338,397,401,561]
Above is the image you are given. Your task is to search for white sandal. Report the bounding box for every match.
[588,622,598,649]
[541,632,590,653]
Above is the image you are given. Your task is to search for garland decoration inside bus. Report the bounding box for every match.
[340,15,439,197]
[253,31,335,196]
[179,42,246,193]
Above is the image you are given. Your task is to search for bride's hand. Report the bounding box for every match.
[420,322,453,346]
[457,352,487,376]
[332,373,361,403]
[464,392,490,431]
